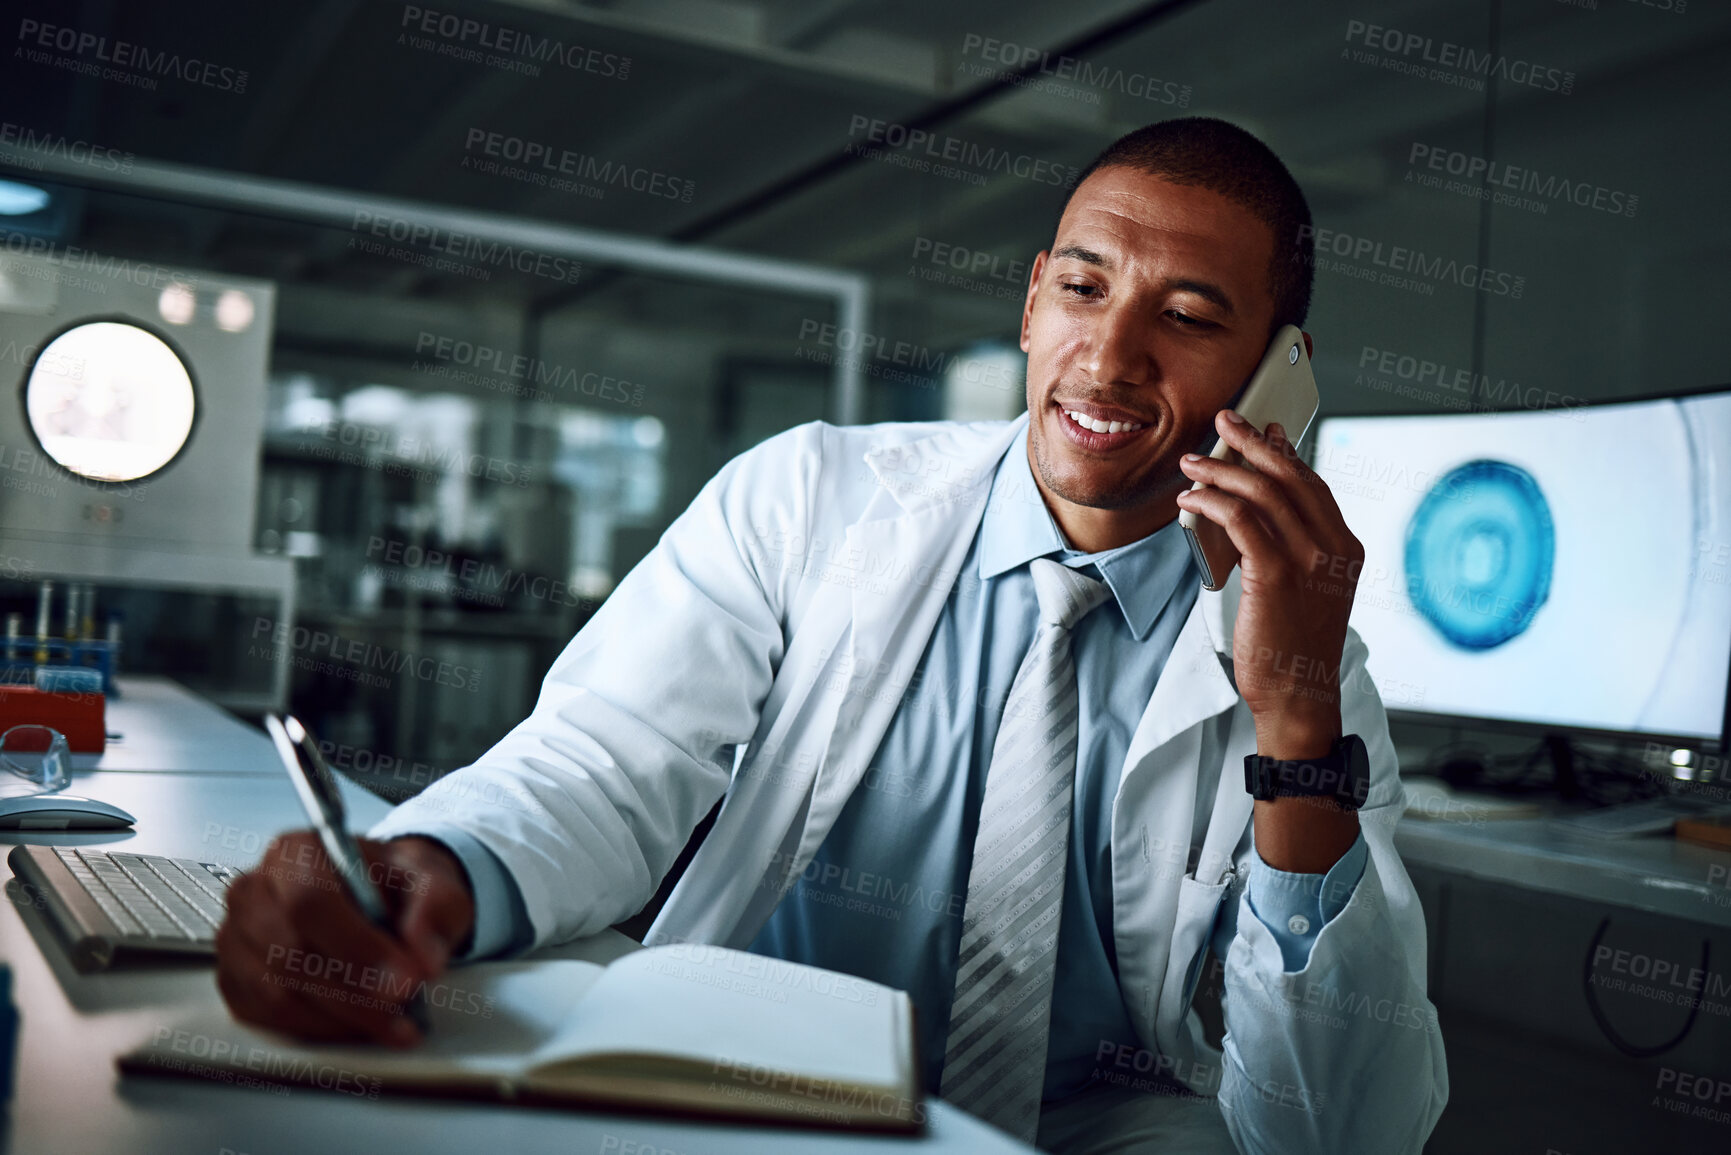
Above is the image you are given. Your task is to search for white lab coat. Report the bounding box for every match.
[372,417,1448,1153]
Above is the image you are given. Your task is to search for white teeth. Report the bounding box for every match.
[1064,409,1142,434]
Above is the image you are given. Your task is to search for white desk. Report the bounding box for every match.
[1394,803,1731,930]
[76,675,281,775]
[2,700,1034,1154]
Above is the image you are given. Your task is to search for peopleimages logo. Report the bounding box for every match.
[15,19,250,93]
[314,418,533,487]
[1315,445,1477,503]
[1406,143,1638,218]
[907,236,1030,301]
[1343,19,1575,95]
[0,337,82,376]
[0,436,150,501]
[248,616,483,692]
[1653,1066,1731,1125]
[146,1027,378,1099]
[845,116,1079,189]
[413,331,644,407]
[909,236,1027,283]
[1348,346,1587,427]
[1298,225,1526,298]
[794,318,1021,392]
[461,129,695,203]
[347,211,582,285]
[1355,345,1584,415]
[365,535,594,611]
[0,233,197,298]
[398,5,630,79]
[0,121,134,175]
[955,33,1192,108]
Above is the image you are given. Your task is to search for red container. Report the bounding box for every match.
[0,686,106,753]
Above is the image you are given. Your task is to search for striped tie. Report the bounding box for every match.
[940,557,1111,1142]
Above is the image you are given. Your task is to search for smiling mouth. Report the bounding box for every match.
[1061,408,1146,435]
[1052,395,1158,448]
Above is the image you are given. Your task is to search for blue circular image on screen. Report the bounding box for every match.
[1403,460,1554,650]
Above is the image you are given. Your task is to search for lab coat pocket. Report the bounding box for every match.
[1157,872,1230,1042]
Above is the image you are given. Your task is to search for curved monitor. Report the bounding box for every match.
[1314,389,1731,749]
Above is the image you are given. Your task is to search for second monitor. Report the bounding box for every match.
[1312,388,1731,751]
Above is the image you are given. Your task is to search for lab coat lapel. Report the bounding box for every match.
[675,420,1021,952]
[1188,572,1255,884]
[1121,590,1240,779]
[792,422,1021,875]
[1110,575,1253,1059]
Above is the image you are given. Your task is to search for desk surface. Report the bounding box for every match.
[1394,803,1731,930]
[3,763,1032,1154]
[78,675,279,775]
[92,676,1730,930]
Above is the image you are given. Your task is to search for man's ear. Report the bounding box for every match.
[1301,330,1314,360]
[1020,250,1048,354]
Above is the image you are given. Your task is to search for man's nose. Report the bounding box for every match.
[1078,301,1153,385]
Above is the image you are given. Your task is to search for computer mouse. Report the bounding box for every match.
[0,794,137,830]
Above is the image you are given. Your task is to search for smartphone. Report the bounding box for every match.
[1178,323,1320,591]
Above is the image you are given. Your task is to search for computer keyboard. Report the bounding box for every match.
[7,844,242,971]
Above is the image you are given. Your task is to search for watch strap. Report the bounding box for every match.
[1244,735,1369,809]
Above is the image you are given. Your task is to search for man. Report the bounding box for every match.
[218,118,1448,1153]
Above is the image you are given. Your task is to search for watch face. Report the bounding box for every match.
[1341,735,1371,807]
[1346,734,1370,778]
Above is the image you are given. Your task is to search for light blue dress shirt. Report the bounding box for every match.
[422,420,1368,1103]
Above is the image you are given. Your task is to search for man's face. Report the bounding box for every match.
[1020,167,1280,516]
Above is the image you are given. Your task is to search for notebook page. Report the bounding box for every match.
[125,959,606,1082]
[538,945,905,1088]
[406,958,608,1070]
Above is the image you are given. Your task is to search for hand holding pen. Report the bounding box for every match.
[212,716,478,1046]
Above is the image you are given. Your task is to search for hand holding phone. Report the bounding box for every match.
[1178,324,1320,591]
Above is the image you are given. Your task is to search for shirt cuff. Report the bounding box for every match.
[399,825,534,962]
[1244,832,1368,972]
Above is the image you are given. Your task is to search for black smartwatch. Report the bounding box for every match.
[1244,734,1370,810]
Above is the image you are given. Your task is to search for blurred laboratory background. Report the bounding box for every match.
[1,2,1729,1149]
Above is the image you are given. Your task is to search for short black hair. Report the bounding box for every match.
[1058,117,1314,330]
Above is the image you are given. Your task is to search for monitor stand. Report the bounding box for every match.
[1543,733,1579,800]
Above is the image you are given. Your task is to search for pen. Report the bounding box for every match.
[264,713,431,1035]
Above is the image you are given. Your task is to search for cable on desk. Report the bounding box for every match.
[1423,738,1664,807]
[1580,917,1709,1059]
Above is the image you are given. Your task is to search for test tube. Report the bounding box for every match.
[105,614,122,688]
[34,581,51,666]
[63,585,79,644]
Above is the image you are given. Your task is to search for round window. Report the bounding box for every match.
[24,321,197,483]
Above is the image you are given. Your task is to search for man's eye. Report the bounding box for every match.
[1060,282,1098,298]
[1168,310,1211,328]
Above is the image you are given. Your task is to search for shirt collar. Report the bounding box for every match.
[977,418,1196,641]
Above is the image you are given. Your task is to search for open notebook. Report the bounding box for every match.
[119,943,924,1133]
